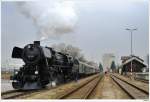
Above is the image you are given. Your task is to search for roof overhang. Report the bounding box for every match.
[122,57,147,67]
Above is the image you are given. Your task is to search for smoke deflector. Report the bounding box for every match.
[12,47,23,59]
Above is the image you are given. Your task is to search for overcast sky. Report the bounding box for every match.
[1,0,149,68]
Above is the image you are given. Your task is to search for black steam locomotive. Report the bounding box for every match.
[10,41,99,89]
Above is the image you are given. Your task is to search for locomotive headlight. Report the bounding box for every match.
[35,71,38,74]
[15,71,18,75]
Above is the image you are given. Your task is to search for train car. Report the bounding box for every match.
[10,41,99,90]
[78,61,99,77]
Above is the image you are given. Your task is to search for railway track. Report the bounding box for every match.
[112,74,149,94]
[2,74,101,99]
[1,90,37,99]
[1,82,71,99]
[110,75,149,99]
[57,74,103,99]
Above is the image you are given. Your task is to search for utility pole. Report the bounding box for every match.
[125,28,137,75]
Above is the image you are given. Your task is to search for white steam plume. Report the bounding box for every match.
[17,0,77,40]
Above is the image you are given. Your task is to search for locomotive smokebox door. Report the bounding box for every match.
[12,47,23,58]
[34,41,40,46]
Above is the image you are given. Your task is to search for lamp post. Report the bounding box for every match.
[125,28,137,75]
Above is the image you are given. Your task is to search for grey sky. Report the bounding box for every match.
[1,0,149,68]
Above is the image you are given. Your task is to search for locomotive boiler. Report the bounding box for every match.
[10,41,99,90]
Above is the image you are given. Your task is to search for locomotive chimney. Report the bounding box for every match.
[34,41,40,46]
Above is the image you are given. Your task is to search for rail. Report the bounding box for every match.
[110,74,149,99]
[57,74,103,99]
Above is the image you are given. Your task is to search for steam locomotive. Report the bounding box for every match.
[10,41,99,90]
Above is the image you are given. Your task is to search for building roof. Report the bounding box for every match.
[122,56,147,67]
[121,55,144,62]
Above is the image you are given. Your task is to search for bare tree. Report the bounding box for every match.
[52,43,98,67]
[52,43,86,62]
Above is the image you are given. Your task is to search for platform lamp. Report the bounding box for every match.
[125,28,137,75]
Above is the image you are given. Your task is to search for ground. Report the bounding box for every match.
[1,72,12,80]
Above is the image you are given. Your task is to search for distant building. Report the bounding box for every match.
[102,53,115,71]
[121,55,147,75]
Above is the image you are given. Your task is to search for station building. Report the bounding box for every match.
[121,55,147,75]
